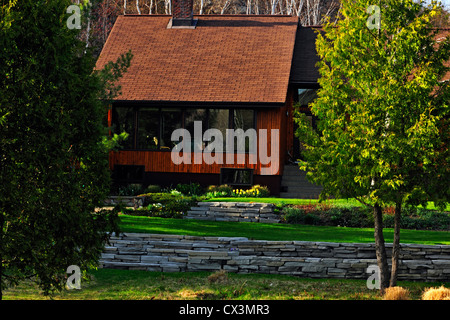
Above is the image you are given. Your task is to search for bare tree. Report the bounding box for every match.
[136,0,141,13]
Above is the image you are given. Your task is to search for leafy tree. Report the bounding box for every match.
[0,0,132,298]
[295,0,449,291]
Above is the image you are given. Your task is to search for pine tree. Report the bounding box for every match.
[0,0,131,297]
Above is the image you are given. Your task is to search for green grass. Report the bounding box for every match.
[118,215,450,245]
[3,268,447,300]
[203,197,450,211]
[203,197,361,207]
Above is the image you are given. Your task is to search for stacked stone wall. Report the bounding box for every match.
[100,233,450,281]
[184,202,280,223]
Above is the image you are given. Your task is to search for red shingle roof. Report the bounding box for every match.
[96,15,299,104]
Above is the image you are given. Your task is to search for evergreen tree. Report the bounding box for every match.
[0,0,131,297]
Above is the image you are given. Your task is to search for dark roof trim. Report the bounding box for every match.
[289,82,320,88]
[111,100,285,109]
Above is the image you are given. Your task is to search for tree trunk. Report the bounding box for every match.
[373,203,390,291]
[390,201,402,287]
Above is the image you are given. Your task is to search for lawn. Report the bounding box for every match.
[118,215,450,245]
[203,197,450,211]
[3,268,446,300]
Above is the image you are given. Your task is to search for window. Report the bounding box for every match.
[232,109,256,153]
[161,108,182,150]
[112,107,135,149]
[185,109,208,151]
[208,109,229,151]
[111,107,256,152]
[220,168,253,186]
[297,88,317,106]
[294,88,320,161]
[185,109,208,135]
[137,108,159,150]
[295,88,319,131]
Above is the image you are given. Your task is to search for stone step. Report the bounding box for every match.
[184,202,280,223]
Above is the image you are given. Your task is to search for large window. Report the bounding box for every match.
[112,107,256,152]
[112,107,255,151]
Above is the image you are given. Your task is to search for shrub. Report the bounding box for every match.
[143,185,161,193]
[206,184,234,198]
[281,206,322,225]
[233,185,270,198]
[383,287,411,300]
[422,286,450,300]
[128,193,198,218]
[117,183,143,196]
[175,183,204,196]
[280,204,448,231]
[327,206,373,228]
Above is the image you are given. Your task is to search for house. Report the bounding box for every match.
[94,0,323,197]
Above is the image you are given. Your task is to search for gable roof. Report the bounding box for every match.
[95,15,299,105]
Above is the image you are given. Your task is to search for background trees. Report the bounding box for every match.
[295,0,449,291]
[74,0,341,58]
[0,0,131,298]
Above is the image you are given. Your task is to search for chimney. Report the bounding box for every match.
[169,0,197,28]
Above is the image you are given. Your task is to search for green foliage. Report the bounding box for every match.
[295,0,449,208]
[206,184,270,198]
[128,193,198,218]
[232,185,271,198]
[281,205,449,231]
[175,183,204,196]
[117,184,143,196]
[206,185,234,198]
[143,185,162,193]
[0,0,131,297]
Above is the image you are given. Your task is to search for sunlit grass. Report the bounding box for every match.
[118,215,450,245]
[204,197,450,211]
[3,269,447,300]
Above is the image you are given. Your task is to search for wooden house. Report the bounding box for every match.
[95,0,324,196]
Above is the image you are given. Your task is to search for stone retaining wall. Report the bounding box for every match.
[100,233,450,282]
[184,202,280,223]
[104,196,142,208]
